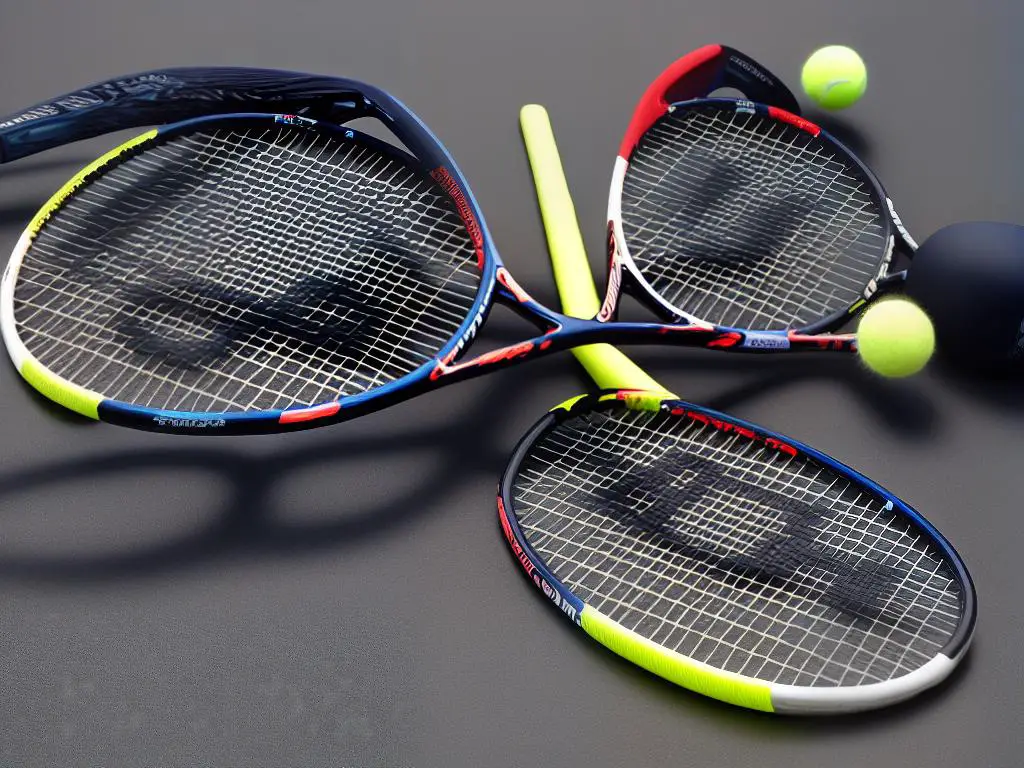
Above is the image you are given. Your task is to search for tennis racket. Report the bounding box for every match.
[0,54,885,436]
[501,103,975,715]
[598,43,920,349]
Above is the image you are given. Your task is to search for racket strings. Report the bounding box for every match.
[13,123,480,413]
[654,115,878,317]
[621,107,887,331]
[512,407,963,687]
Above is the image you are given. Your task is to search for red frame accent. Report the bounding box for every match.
[430,166,486,268]
[618,44,724,158]
[670,406,799,457]
[707,331,743,348]
[498,496,541,584]
[787,331,856,351]
[597,223,622,323]
[496,267,532,304]
[279,401,341,424]
[767,107,821,136]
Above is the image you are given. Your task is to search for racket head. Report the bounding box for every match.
[606,52,913,340]
[618,43,801,160]
[1,110,500,434]
[499,391,975,714]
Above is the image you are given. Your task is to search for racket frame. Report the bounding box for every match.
[0,69,550,433]
[513,97,973,715]
[0,57,917,434]
[606,44,920,346]
[0,68,819,435]
[498,390,976,714]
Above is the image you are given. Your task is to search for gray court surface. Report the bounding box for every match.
[0,1,1021,765]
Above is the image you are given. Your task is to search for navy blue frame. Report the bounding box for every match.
[662,45,801,113]
[0,68,512,432]
[0,66,908,435]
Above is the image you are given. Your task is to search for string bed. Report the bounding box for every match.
[621,106,886,331]
[14,123,480,413]
[512,406,963,687]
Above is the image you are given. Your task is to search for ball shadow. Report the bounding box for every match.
[806,110,874,162]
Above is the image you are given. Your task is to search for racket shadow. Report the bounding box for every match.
[0,363,559,584]
[706,359,940,441]
[932,355,1024,413]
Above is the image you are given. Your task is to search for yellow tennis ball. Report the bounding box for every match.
[856,298,935,378]
[801,45,867,110]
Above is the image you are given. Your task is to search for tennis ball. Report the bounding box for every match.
[856,298,935,378]
[801,45,867,110]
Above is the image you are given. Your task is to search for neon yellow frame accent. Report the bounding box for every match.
[581,607,774,711]
[21,358,101,419]
[26,130,158,237]
[551,393,589,412]
[9,130,158,420]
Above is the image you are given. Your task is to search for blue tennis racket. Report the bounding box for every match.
[1,51,888,435]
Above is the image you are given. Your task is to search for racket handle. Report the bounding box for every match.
[519,104,669,395]
[520,104,602,318]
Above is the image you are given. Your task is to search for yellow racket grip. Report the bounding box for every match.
[519,104,671,395]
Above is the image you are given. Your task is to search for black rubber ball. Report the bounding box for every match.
[905,221,1024,372]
